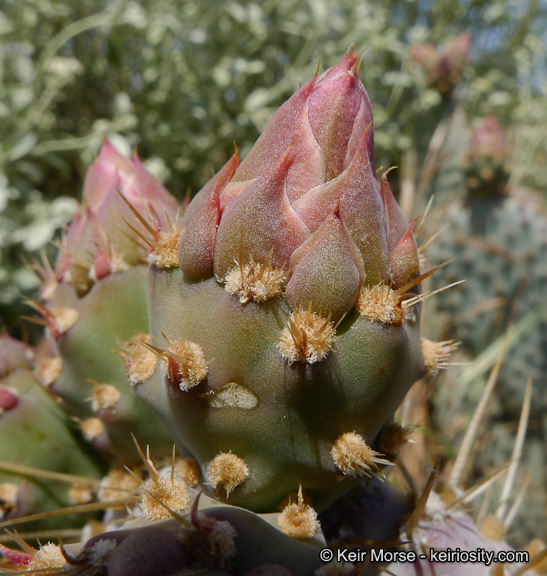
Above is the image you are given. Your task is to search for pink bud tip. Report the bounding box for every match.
[0,387,18,411]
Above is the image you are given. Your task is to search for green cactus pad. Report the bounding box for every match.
[135,267,424,511]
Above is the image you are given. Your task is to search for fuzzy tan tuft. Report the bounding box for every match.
[139,473,190,521]
[78,417,106,443]
[36,356,63,387]
[421,338,459,376]
[167,339,208,390]
[136,445,190,521]
[143,336,208,391]
[89,252,130,282]
[331,432,392,477]
[224,251,285,304]
[117,189,183,270]
[207,452,249,497]
[90,381,121,413]
[69,484,94,504]
[157,455,201,487]
[120,333,158,386]
[23,298,79,337]
[355,284,408,325]
[278,486,320,540]
[173,457,201,487]
[277,305,335,364]
[98,468,140,503]
[147,225,183,269]
[28,543,65,570]
[52,306,80,334]
[88,538,118,567]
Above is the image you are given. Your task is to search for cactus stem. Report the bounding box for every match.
[224,246,286,304]
[206,452,249,498]
[331,432,392,478]
[277,304,335,364]
[277,485,320,540]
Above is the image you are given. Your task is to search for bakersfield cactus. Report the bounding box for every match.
[1,49,541,576]
[132,50,427,512]
[0,335,105,531]
[28,140,179,464]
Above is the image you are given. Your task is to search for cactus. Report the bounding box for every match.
[410,32,471,99]
[130,50,428,513]
[21,140,181,465]
[423,115,547,545]
[0,52,544,576]
[0,335,106,531]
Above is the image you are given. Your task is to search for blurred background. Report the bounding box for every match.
[1,0,546,327]
[1,0,546,543]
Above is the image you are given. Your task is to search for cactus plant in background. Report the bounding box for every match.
[410,32,471,99]
[424,114,547,544]
[0,51,545,576]
[0,333,106,531]
[135,49,428,512]
[24,140,179,465]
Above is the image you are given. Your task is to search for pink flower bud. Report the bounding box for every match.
[0,386,18,411]
[469,115,508,163]
[57,140,180,291]
[411,33,471,94]
[179,51,419,315]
